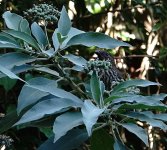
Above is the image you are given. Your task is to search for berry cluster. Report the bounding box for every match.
[24,4,60,22]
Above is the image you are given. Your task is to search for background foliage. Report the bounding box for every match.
[0,0,167,150]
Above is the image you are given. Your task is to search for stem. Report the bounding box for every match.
[93,123,108,132]
[55,59,88,99]
[44,20,50,49]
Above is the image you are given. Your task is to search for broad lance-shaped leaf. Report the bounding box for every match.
[90,71,103,106]
[60,27,84,49]
[38,128,88,150]
[63,54,87,67]
[0,52,36,69]
[111,95,167,107]
[126,112,167,131]
[58,6,72,36]
[112,79,161,94]
[31,22,48,48]
[15,96,81,125]
[119,123,148,146]
[26,77,83,106]
[52,29,60,52]
[81,100,105,136]
[2,11,23,30]
[2,30,41,50]
[19,19,31,35]
[66,32,130,49]
[0,64,25,82]
[0,65,33,79]
[53,112,83,142]
[0,34,19,45]
[0,41,21,49]
[17,77,58,114]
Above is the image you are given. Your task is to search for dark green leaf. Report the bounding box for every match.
[91,129,114,150]
[0,110,20,134]
[66,32,130,49]
[39,127,53,138]
[53,112,83,142]
[0,77,17,91]
[90,71,103,106]
[58,6,72,36]
[38,128,88,150]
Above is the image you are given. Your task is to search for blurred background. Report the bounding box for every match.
[0,0,167,149]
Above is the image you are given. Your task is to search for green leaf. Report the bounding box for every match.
[66,32,130,49]
[39,127,53,138]
[154,113,167,121]
[113,103,167,112]
[3,30,41,50]
[0,52,36,69]
[19,19,31,35]
[111,95,166,107]
[53,112,83,142]
[0,64,33,78]
[0,34,19,45]
[58,6,72,36]
[152,22,163,31]
[15,95,81,125]
[112,79,161,94]
[2,11,23,30]
[126,112,167,130]
[26,77,83,106]
[119,123,148,146]
[81,100,104,136]
[0,77,17,91]
[90,71,103,106]
[63,54,87,67]
[60,27,84,49]
[91,129,114,150]
[0,64,24,82]
[17,77,57,114]
[31,22,48,48]
[0,41,21,49]
[52,30,60,52]
[0,110,20,134]
[38,128,88,150]
[41,48,55,57]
